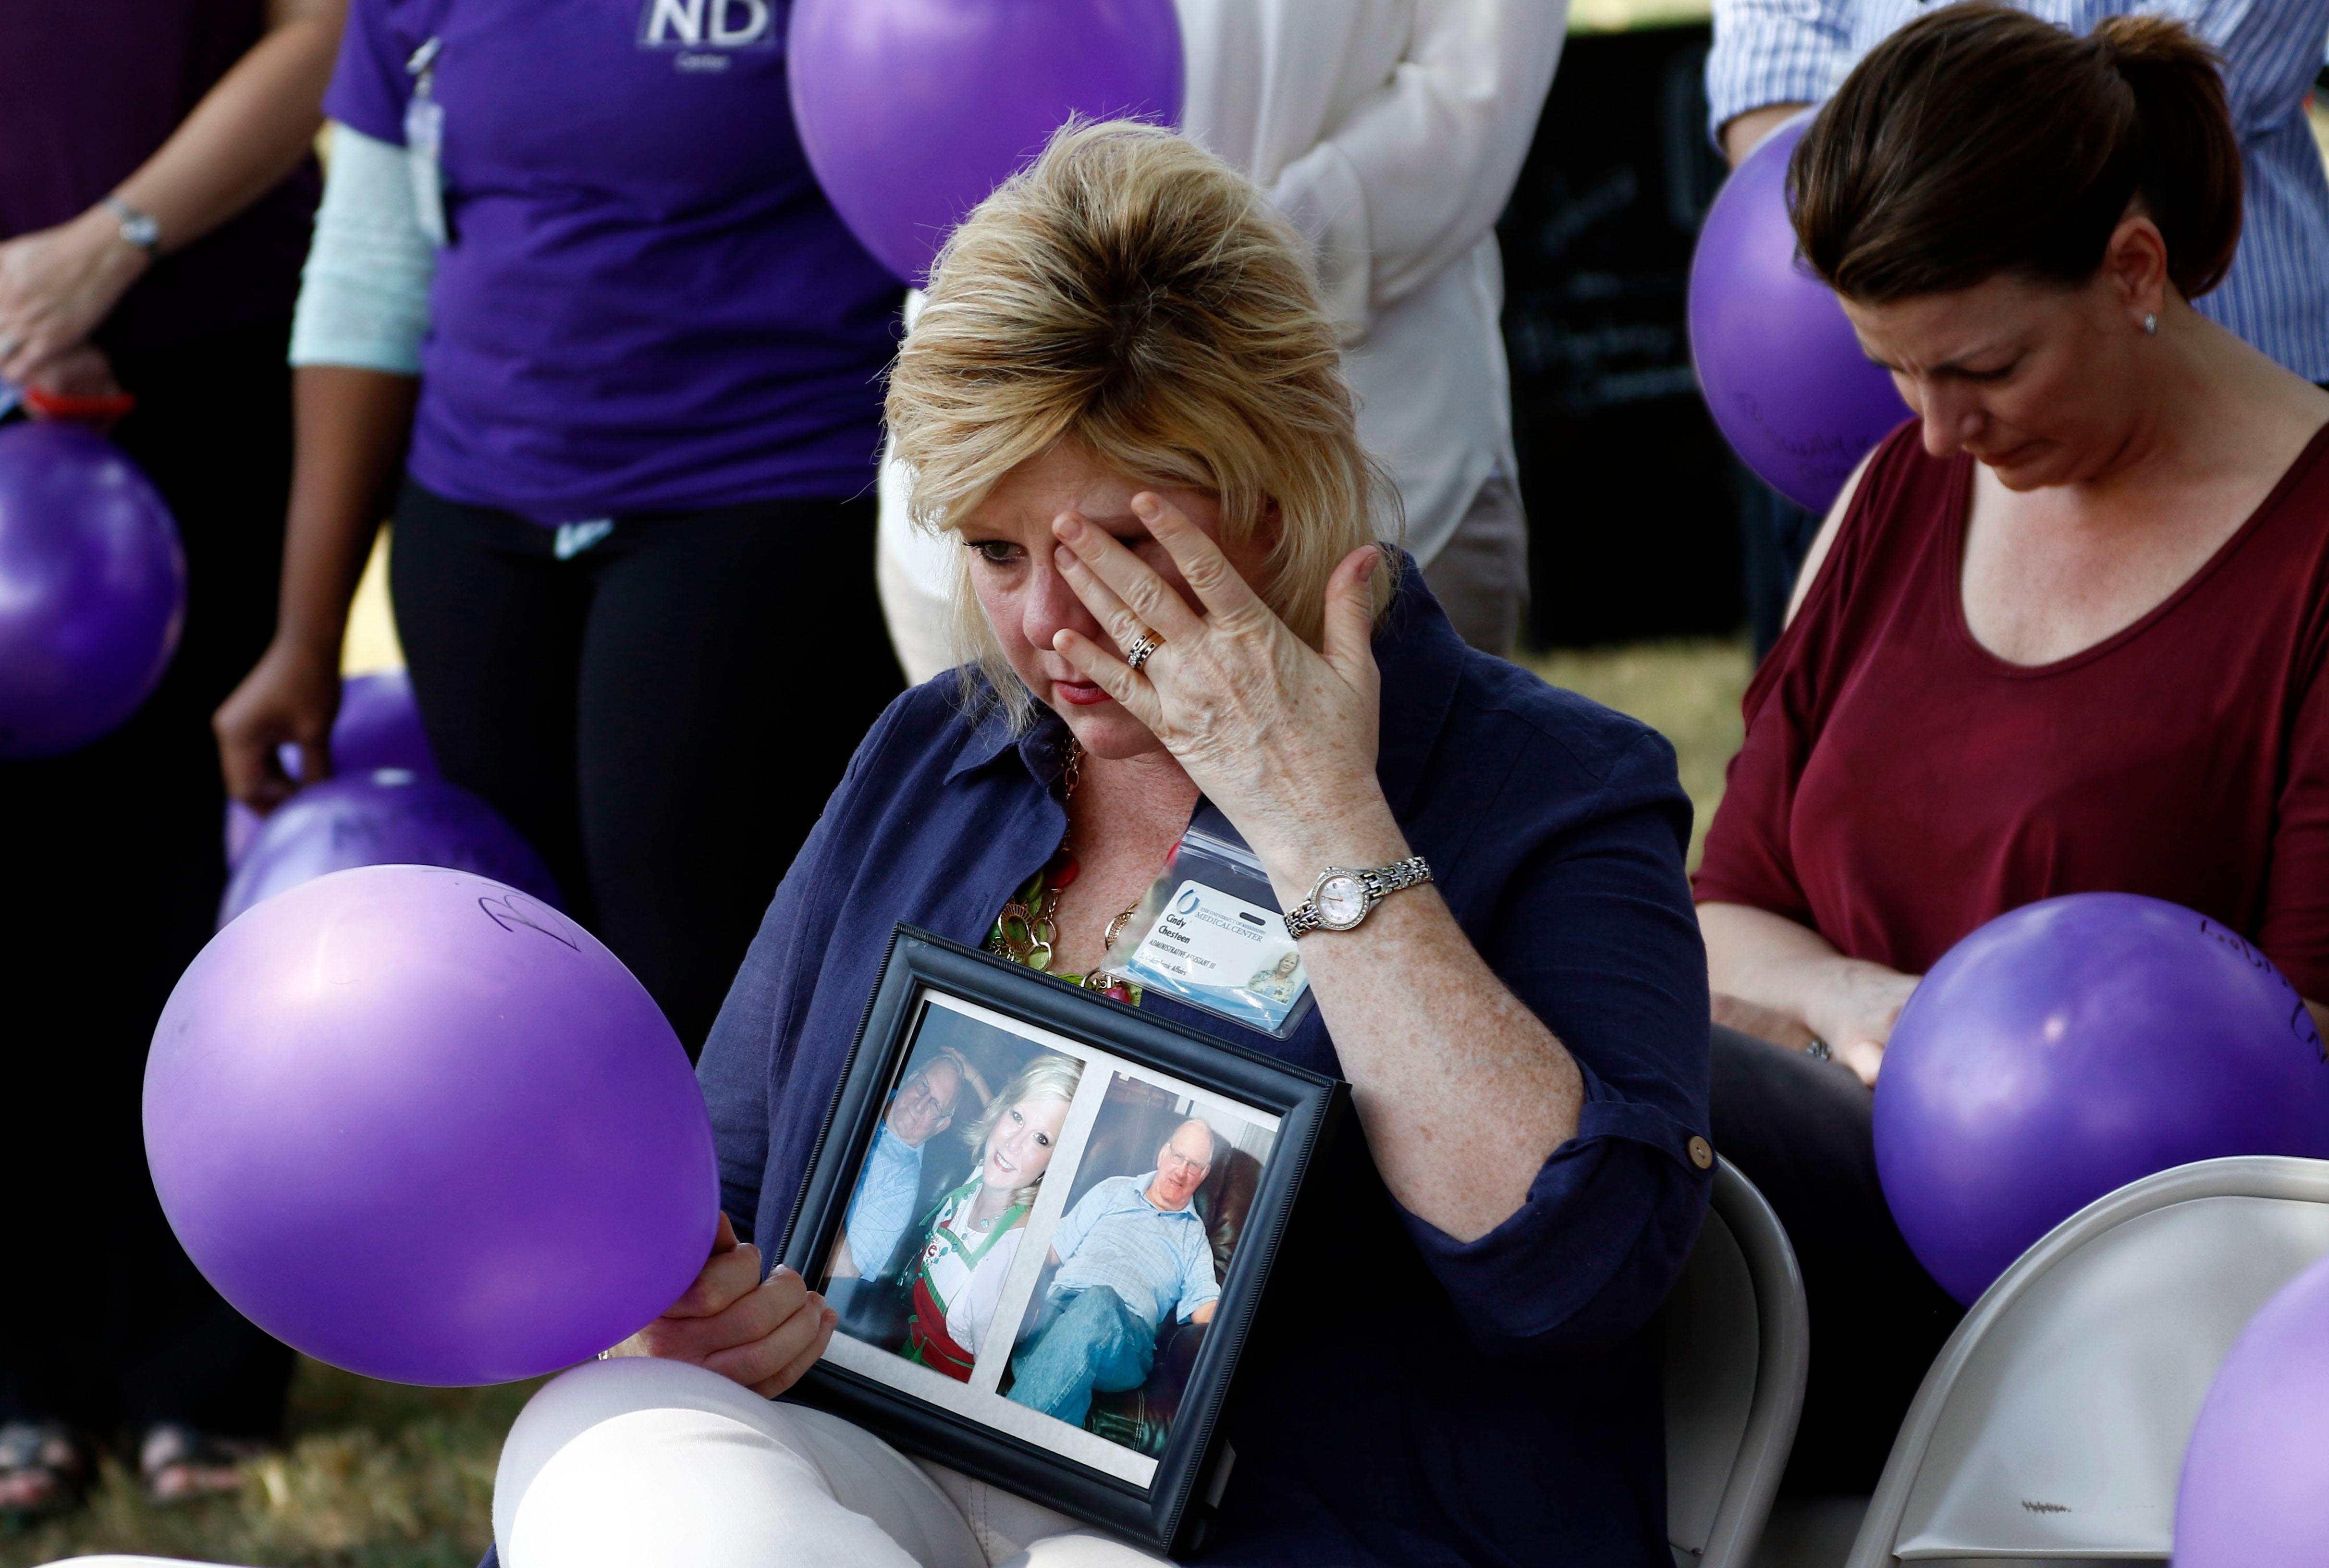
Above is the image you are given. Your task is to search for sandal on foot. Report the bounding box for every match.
[0,1420,90,1521]
[139,1422,259,1505]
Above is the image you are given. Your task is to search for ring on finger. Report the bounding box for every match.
[0,336,17,361]
[1125,630,1162,672]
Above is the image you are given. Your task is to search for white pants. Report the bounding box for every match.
[47,1360,1168,1568]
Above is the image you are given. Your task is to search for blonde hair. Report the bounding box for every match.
[884,119,1399,729]
[960,1052,1084,1210]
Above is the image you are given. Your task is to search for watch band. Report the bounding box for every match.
[1283,855,1433,937]
[102,196,161,257]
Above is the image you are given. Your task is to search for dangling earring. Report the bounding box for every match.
[2143,312,2158,336]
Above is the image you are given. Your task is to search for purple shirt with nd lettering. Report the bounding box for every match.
[325,0,903,522]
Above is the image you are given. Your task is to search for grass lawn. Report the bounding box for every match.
[2,638,1750,1568]
[1528,638,1752,871]
[0,1364,539,1568]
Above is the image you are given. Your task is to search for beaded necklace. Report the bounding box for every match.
[985,741,1142,1004]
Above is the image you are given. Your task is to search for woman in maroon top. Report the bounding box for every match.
[1694,3,2329,1490]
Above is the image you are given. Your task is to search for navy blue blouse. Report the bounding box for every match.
[698,579,1714,1566]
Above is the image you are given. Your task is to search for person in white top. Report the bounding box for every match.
[876,0,1568,669]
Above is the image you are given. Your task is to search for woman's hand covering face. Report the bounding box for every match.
[1046,491,1389,882]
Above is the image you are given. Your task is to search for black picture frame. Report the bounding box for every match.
[779,926,1348,1557]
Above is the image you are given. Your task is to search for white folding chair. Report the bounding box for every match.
[1662,1159,1810,1568]
[1844,1155,2329,1567]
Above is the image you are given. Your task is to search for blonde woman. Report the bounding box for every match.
[902,1055,1081,1382]
[495,123,1713,1568]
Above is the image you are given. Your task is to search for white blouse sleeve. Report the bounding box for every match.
[1264,0,1568,338]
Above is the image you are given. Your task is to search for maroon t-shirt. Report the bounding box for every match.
[0,0,319,353]
[1695,420,2329,999]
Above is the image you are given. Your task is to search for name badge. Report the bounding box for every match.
[1116,805,1313,1039]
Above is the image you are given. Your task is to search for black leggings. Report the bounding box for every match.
[0,318,298,1440]
[389,482,902,1055]
[1710,1025,1966,1493]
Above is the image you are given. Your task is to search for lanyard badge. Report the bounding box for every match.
[404,37,449,246]
[1114,804,1314,1039]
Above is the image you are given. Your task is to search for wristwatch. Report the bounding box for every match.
[102,196,161,257]
[1283,856,1433,937]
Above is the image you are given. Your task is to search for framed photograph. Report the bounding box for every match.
[780,926,1348,1556]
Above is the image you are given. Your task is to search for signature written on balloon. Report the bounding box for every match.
[2197,916,2325,1064]
[480,891,581,951]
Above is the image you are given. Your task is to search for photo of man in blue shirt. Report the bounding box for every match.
[1007,1120,1225,1426]
[832,1050,983,1281]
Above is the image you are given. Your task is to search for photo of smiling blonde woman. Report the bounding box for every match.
[898,1054,1085,1382]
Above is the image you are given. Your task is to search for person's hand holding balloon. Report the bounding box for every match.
[20,343,125,403]
[0,208,148,387]
[607,1213,837,1397]
[16,343,135,431]
[215,635,347,811]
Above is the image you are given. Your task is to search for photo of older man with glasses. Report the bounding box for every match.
[831,1047,989,1281]
[1005,1118,1226,1425]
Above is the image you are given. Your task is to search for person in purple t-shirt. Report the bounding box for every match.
[0,0,345,1521]
[214,0,908,1055]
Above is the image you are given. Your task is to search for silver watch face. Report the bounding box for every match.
[1314,873,1370,930]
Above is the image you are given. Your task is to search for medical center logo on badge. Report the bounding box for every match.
[637,0,774,71]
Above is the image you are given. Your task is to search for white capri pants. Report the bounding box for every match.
[46,1359,1170,1568]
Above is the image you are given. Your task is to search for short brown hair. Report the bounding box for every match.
[1789,2,2242,304]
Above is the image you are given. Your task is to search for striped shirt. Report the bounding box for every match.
[1707,0,2329,380]
[1049,1174,1222,1332]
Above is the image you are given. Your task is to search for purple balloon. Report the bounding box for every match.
[323,668,437,776]
[1688,112,1912,512]
[226,670,439,868]
[0,422,186,758]
[2176,1249,2329,1566]
[148,865,715,1385]
[788,0,1184,283]
[221,769,559,928]
[1875,893,2329,1305]
[225,798,263,868]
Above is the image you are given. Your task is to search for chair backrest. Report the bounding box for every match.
[1845,1156,2329,1568]
[1661,1159,1809,1568]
